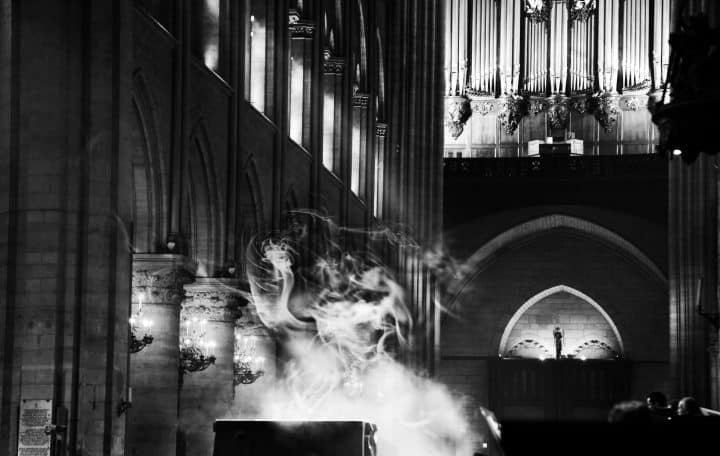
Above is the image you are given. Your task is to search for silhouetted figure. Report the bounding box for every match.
[677,396,703,417]
[646,391,674,422]
[553,326,563,359]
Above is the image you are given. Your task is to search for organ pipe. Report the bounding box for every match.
[598,0,619,91]
[446,0,670,97]
[444,0,469,95]
[498,0,521,94]
[549,2,568,94]
[622,0,651,89]
[469,0,497,94]
[525,18,547,94]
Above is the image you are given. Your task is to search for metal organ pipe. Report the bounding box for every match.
[449,0,458,94]
[641,0,649,83]
[490,0,496,94]
[550,2,568,94]
[459,0,467,94]
[511,0,517,93]
[447,0,672,98]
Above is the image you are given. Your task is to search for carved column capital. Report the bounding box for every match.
[352,93,370,108]
[132,254,195,304]
[182,279,247,322]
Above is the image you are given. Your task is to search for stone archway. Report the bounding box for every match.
[499,285,624,359]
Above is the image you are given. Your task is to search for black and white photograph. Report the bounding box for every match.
[1,0,720,455]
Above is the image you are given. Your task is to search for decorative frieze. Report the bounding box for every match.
[323,58,345,75]
[182,279,246,322]
[289,21,315,39]
[619,96,644,112]
[471,100,496,116]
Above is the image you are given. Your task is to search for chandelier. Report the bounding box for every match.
[129,293,154,354]
[180,317,216,374]
[525,0,596,23]
[233,334,265,385]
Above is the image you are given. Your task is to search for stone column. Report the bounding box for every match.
[126,254,193,456]
[0,1,133,455]
[179,279,243,456]
[669,154,718,406]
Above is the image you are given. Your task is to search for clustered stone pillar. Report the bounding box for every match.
[179,279,243,456]
[669,154,719,408]
[127,254,193,456]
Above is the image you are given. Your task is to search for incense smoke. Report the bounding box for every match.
[241,219,474,456]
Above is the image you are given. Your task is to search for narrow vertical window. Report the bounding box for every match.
[288,15,315,147]
[373,123,387,218]
[247,3,267,113]
[190,0,226,74]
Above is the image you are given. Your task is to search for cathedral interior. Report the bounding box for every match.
[1,0,720,455]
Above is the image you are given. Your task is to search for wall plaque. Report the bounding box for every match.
[18,399,52,456]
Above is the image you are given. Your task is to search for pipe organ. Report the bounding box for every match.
[444,0,672,97]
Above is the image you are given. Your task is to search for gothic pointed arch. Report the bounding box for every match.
[353,0,368,90]
[131,70,167,253]
[498,284,625,358]
[446,214,667,311]
[183,119,224,276]
[241,156,267,235]
[376,30,386,118]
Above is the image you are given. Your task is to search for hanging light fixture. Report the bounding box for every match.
[233,334,265,385]
[129,293,154,354]
[179,316,216,374]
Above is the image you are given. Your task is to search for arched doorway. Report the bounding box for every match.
[489,286,631,422]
